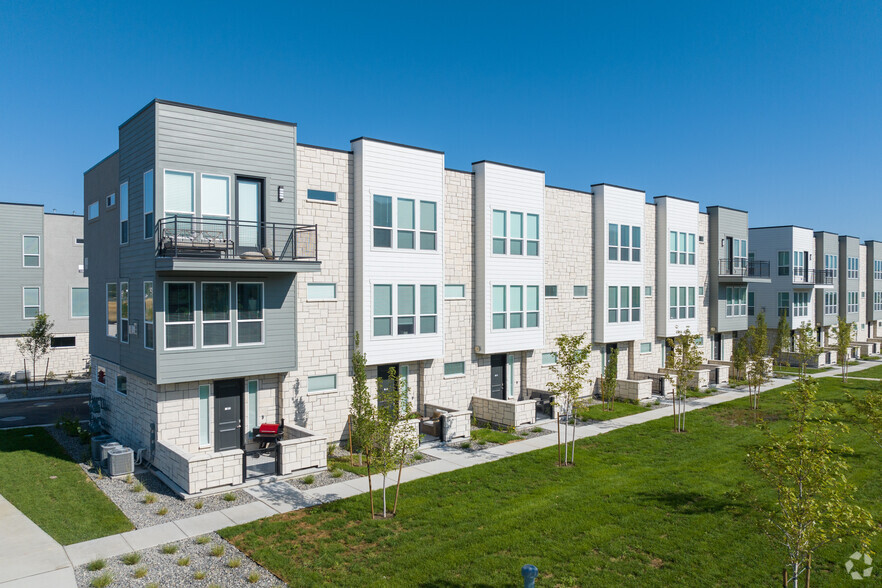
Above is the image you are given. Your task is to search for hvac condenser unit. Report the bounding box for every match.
[107,447,134,477]
[99,441,121,467]
[90,434,112,464]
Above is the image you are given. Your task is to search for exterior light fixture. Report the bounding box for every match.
[278,186,285,201]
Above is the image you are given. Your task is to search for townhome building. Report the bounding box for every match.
[0,202,89,379]
[866,241,882,340]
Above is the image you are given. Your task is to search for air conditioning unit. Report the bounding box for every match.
[107,447,134,477]
[90,435,112,464]
[99,441,121,467]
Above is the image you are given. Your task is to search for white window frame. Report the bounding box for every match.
[119,181,129,245]
[541,352,557,366]
[198,383,211,447]
[236,282,265,346]
[526,213,540,256]
[199,173,232,218]
[106,283,118,338]
[875,291,882,312]
[778,292,790,318]
[492,209,507,255]
[443,362,466,378]
[725,286,747,317]
[144,281,154,350]
[372,194,440,253]
[373,284,393,337]
[793,251,806,279]
[164,281,196,350]
[492,284,507,329]
[163,169,196,215]
[70,287,89,319]
[778,251,790,276]
[847,257,859,279]
[144,169,155,240]
[419,200,437,251]
[824,291,837,316]
[119,281,129,344]
[246,379,258,433]
[847,291,859,314]
[22,286,41,319]
[793,292,810,318]
[640,342,652,354]
[875,260,882,281]
[306,283,337,301]
[306,189,338,204]
[22,235,40,268]
[201,282,231,348]
[444,284,466,300]
[307,374,338,394]
[573,285,588,298]
[87,201,99,220]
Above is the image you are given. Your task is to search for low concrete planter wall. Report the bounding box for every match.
[279,425,327,475]
[658,368,710,390]
[471,396,537,428]
[424,404,471,441]
[633,371,673,396]
[701,364,730,386]
[858,342,879,356]
[781,350,835,368]
[613,378,652,401]
[153,441,242,495]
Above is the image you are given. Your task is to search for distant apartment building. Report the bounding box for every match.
[0,202,89,379]
[84,99,880,494]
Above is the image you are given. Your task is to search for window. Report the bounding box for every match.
[793,251,806,278]
[116,375,127,395]
[778,292,790,318]
[748,291,755,316]
[492,210,507,254]
[444,362,465,377]
[823,254,838,278]
[307,189,336,203]
[608,224,642,262]
[421,285,438,334]
[526,214,539,256]
[164,170,194,215]
[608,286,618,323]
[88,201,99,220]
[202,283,231,347]
[875,292,882,312]
[609,286,641,322]
[51,336,76,348]
[22,287,40,319]
[201,174,230,218]
[492,285,506,329]
[397,285,415,334]
[824,291,838,315]
[640,342,652,354]
[777,251,790,276]
[698,286,704,296]
[645,286,652,297]
[847,291,859,314]
[573,285,588,298]
[199,384,210,446]
[725,287,747,317]
[165,283,194,348]
[509,212,523,255]
[688,233,696,265]
[106,283,117,337]
[119,282,129,343]
[794,292,810,317]
[22,235,40,267]
[541,352,557,365]
[71,287,89,318]
[848,257,859,279]
[237,283,264,345]
[669,287,696,319]
[732,238,748,269]
[373,285,392,336]
[397,198,415,249]
[120,181,129,244]
[373,195,393,248]
[306,283,336,301]
[308,374,337,393]
[106,193,115,207]
[246,380,258,432]
[444,284,465,299]
[144,282,154,349]
[609,224,618,260]
[510,285,523,328]
[670,232,695,265]
[875,260,882,281]
[526,285,539,327]
[545,285,558,297]
[144,170,154,239]
[420,201,437,250]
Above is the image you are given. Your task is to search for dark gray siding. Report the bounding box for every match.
[707,207,749,333]
[0,203,44,335]
[155,273,297,384]
[83,153,121,366]
[815,232,838,327]
[839,236,859,323]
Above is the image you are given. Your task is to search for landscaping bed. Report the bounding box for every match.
[0,380,91,401]
[323,445,438,477]
[456,424,551,451]
[74,532,280,588]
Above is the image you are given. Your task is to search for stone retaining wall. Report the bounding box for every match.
[424,403,471,441]
[279,425,327,475]
[613,378,652,401]
[471,396,536,427]
[153,440,243,495]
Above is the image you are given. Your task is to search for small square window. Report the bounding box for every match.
[444,285,465,299]
[106,193,116,208]
[444,361,465,377]
[308,374,337,394]
[698,287,704,296]
[545,285,558,298]
[640,342,652,354]
[573,285,588,298]
[645,286,652,297]
[541,352,557,365]
[116,375,127,395]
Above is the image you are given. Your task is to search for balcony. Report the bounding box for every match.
[155,216,321,274]
[792,268,835,287]
[717,258,771,283]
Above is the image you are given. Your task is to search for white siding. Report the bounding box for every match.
[655,197,700,337]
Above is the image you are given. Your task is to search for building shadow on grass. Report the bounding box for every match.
[635,490,741,515]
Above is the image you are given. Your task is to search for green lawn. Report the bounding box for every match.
[575,401,650,421]
[222,379,881,587]
[0,428,132,544]
[850,363,882,379]
[470,427,521,445]
[774,365,832,375]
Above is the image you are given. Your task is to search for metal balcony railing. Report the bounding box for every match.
[156,216,318,261]
[718,258,770,278]
[791,268,835,285]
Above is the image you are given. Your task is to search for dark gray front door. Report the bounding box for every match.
[377,364,399,415]
[713,334,722,361]
[214,379,243,452]
[490,354,506,400]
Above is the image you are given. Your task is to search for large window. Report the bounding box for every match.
[732,238,748,268]
[510,285,523,328]
[793,251,806,279]
[875,260,882,281]
[397,285,415,334]
[609,286,641,323]
[144,282,154,349]
[237,283,264,345]
[166,282,194,348]
[491,285,539,330]
[669,286,696,319]
[824,291,838,315]
[202,283,230,347]
[875,291,882,312]
[199,384,210,446]
[824,254,839,278]
[397,198,415,249]
[847,291,859,314]
[106,283,118,337]
[373,284,437,337]
[526,214,539,255]
[374,285,392,336]
[778,292,790,317]
[610,224,641,262]
[71,287,89,318]
[373,195,437,251]
[201,174,230,218]
[22,235,40,267]
[510,212,523,255]
[669,231,695,265]
[23,287,40,319]
[120,282,129,343]
[143,170,154,239]
[120,181,129,244]
[164,170,195,216]
[420,285,437,333]
[793,292,810,317]
[725,287,747,317]
[494,210,538,256]
[847,257,859,279]
[526,285,539,327]
[778,251,791,276]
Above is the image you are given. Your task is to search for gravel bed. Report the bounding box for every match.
[0,380,91,401]
[455,425,553,452]
[46,424,91,462]
[74,532,285,588]
[287,468,360,491]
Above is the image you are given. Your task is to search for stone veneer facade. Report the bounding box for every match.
[1,333,90,381]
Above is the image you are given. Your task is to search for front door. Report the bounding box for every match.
[490,354,506,400]
[214,379,243,452]
[724,237,733,274]
[237,178,262,250]
[377,364,400,413]
[713,333,722,361]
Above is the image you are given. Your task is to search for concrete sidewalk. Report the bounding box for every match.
[3,359,878,586]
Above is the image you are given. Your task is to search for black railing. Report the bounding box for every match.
[156,216,318,261]
[791,268,835,285]
[718,258,770,278]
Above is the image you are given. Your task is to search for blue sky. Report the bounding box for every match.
[1,1,880,237]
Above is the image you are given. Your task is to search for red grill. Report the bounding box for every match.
[252,420,284,449]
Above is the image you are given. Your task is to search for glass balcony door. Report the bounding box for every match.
[237,178,262,251]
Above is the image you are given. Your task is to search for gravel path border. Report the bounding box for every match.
[73,531,285,588]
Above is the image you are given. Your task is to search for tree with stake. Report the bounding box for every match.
[832,316,854,383]
[372,367,419,518]
[391,376,419,516]
[793,322,820,379]
[732,335,749,383]
[747,312,770,410]
[846,381,882,449]
[348,333,377,517]
[664,328,703,433]
[772,314,790,368]
[601,346,618,411]
[546,333,591,466]
[16,313,53,392]
[749,376,875,587]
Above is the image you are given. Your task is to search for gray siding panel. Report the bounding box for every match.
[43,214,88,335]
[708,207,751,333]
[0,204,44,335]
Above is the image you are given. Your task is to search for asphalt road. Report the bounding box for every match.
[0,395,90,428]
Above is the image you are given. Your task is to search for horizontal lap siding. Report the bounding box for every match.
[0,204,43,335]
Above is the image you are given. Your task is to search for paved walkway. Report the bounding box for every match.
[2,360,878,587]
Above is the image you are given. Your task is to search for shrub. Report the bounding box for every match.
[303,475,315,484]
[161,544,178,554]
[531,426,544,433]
[477,440,487,446]
[194,499,204,509]
[247,571,260,583]
[412,452,424,460]
[133,566,148,578]
[124,473,133,485]
[195,535,210,545]
[86,558,106,571]
[227,557,242,568]
[460,441,471,449]
[223,492,237,502]
[90,572,112,588]
[327,443,337,458]
[177,556,191,566]
[194,570,207,580]
[209,544,224,557]
[131,482,145,493]
[143,493,156,504]
[156,506,168,516]
[146,583,160,588]
[331,469,343,478]
[121,552,141,565]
